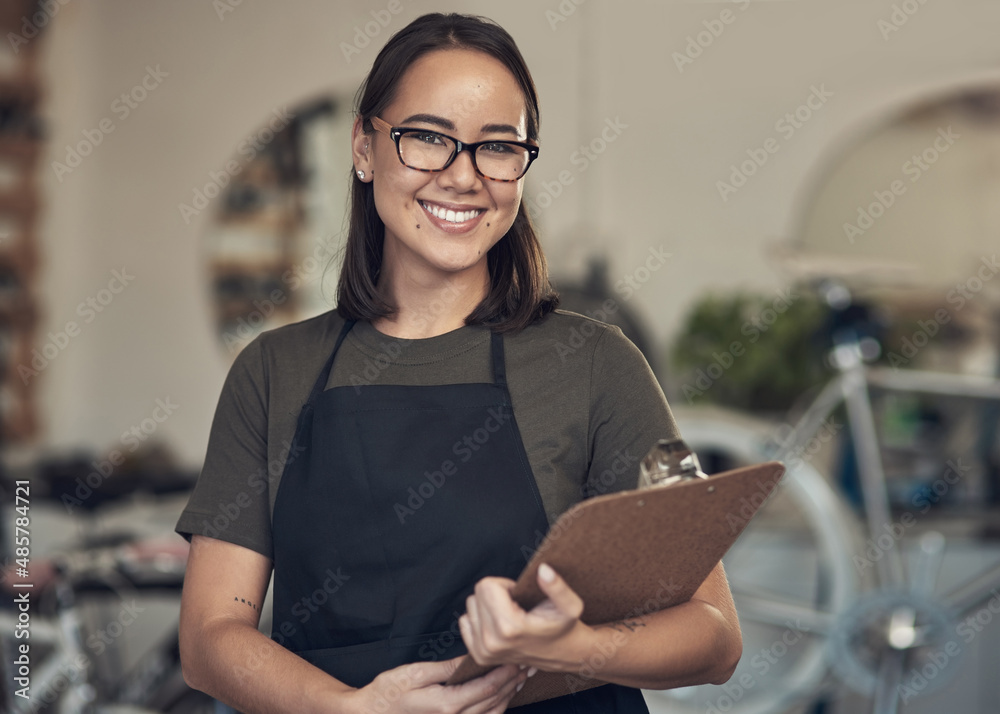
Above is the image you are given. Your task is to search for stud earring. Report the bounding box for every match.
[357,170,365,180]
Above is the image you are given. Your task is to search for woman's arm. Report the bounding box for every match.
[180,535,528,714]
[179,535,354,714]
[460,560,742,690]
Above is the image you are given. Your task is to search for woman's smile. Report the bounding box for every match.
[418,199,487,232]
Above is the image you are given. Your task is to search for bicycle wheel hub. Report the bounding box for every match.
[826,589,962,697]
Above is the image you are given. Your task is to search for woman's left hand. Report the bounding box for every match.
[459,563,590,671]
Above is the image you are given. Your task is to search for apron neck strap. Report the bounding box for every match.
[490,330,508,390]
[306,319,356,404]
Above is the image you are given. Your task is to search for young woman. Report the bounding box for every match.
[176,13,742,714]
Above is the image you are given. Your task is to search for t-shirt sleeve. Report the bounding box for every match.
[174,337,273,559]
[584,326,680,497]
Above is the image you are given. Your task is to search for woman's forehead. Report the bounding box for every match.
[388,49,527,134]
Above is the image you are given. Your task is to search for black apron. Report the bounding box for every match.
[271,319,649,712]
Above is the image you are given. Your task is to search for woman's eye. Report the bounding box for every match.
[412,132,444,145]
[482,142,515,155]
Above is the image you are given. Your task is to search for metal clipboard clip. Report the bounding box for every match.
[637,438,708,489]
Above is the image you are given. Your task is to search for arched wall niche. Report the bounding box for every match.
[781,69,1000,375]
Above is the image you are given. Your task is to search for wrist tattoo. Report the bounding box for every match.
[234,595,260,612]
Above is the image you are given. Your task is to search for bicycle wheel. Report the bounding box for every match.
[643,413,859,714]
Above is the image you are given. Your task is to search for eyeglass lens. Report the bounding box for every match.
[398,131,530,181]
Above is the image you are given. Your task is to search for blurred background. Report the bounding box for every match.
[1,1,1000,712]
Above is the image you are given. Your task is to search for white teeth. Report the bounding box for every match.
[421,202,482,224]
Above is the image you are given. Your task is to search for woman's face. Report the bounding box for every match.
[353,48,530,290]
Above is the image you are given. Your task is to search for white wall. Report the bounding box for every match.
[25,0,1000,467]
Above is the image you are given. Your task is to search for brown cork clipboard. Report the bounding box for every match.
[445,460,785,707]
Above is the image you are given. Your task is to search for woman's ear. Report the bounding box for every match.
[352,116,373,181]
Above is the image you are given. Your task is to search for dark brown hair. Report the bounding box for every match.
[335,13,558,332]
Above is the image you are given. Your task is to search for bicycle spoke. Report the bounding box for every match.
[733,591,834,633]
[872,649,904,714]
[942,560,1000,615]
[910,531,945,597]
[731,573,831,607]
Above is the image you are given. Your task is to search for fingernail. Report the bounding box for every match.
[527,667,538,678]
[538,563,555,582]
[516,681,525,692]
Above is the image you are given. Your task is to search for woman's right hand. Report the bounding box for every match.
[346,656,527,714]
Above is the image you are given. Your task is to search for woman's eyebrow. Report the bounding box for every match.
[400,113,521,137]
[400,113,454,129]
[479,122,520,137]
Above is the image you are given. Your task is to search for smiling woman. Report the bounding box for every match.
[349,47,537,337]
[176,12,741,714]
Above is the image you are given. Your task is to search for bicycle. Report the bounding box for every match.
[644,286,1000,714]
[0,530,227,713]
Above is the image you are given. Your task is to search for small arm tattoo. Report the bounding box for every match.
[600,618,647,633]
[234,595,260,612]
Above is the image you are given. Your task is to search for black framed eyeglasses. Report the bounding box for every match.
[370,116,539,182]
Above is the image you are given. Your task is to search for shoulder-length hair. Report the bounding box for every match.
[335,13,558,332]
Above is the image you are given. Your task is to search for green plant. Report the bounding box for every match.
[671,289,832,412]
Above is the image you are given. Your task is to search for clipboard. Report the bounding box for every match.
[445,460,785,707]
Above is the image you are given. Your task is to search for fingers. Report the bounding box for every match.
[462,568,585,667]
[462,578,525,665]
[455,663,525,714]
[535,563,584,620]
[365,659,522,713]
[397,656,464,688]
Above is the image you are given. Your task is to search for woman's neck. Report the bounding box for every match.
[372,266,489,339]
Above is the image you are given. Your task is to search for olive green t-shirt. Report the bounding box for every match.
[175,309,679,559]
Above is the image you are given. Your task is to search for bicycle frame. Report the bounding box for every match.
[756,340,1000,714]
[0,581,96,714]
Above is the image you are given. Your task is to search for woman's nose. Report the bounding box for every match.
[437,147,482,191]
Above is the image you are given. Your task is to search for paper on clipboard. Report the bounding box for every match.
[445,460,785,707]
